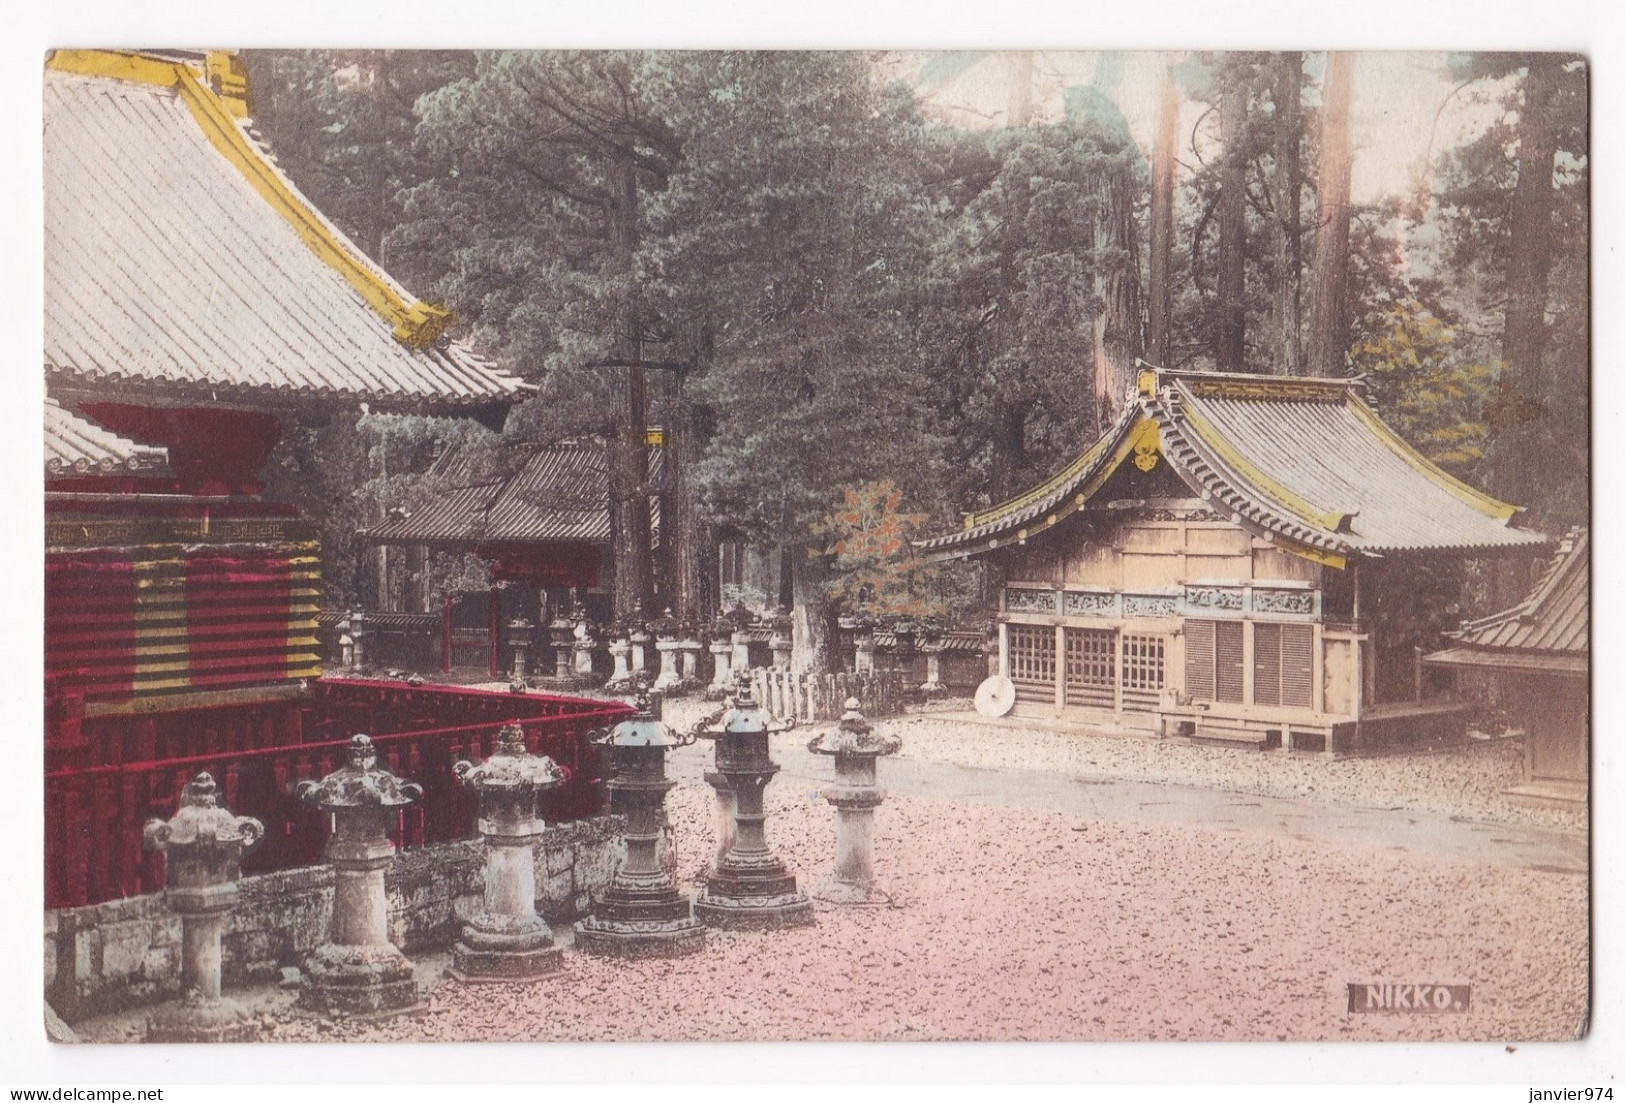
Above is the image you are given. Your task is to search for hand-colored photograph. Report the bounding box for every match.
[41,47,1588,1044]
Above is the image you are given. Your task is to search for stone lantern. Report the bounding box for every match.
[449,722,567,981]
[918,625,948,696]
[506,618,535,683]
[348,609,369,673]
[768,606,794,669]
[706,619,734,698]
[677,621,704,691]
[572,618,599,680]
[652,608,682,693]
[693,676,814,929]
[807,699,902,904]
[576,693,706,957]
[141,772,264,1042]
[294,734,423,1017]
[851,616,877,677]
[549,614,575,681]
[606,629,634,690]
[628,601,652,678]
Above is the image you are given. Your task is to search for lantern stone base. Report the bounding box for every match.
[297,943,422,1018]
[694,857,815,929]
[575,879,706,958]
[447,915,564,982]
[145,995,255,1043]
[814,879,888,906]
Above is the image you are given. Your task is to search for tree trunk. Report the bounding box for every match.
[1216,69,1249,371]
[989,398,1027,502]
[1148,62,1180,370]
[1092,163,1144,432]
[790,549,837,676]
[1272,52,1304,375]
[1502,54,1561,408]
[1308,52,1354,377]
[607,151,653,622]
[668,398,711,622]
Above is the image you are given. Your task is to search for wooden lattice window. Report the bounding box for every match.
[1254,623,1315,709]
[1063,627,1115,708]
[1185,619,1243,704]
[1007,623,1057,702]
[1121,634,1166,709]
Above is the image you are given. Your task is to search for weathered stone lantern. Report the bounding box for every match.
[628,602,652,678]
[142,772,264,1042]
[918,625,948,697]
[607,630,634,690]
[769,606,794,669]
[677,621,704,691]
[549,614,575,681]
[348,609,369,673]
[705,619,733,697]
[807,699,902,904]
[652,608,683,693]
[449,721,567,981]
[573,618,599,680]
[294,734,423,1017]
[576,693,706,957]
[693,676,814,929]
[506,618,535,683]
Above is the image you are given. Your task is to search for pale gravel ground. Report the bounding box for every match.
[74,696,1588,1044]
[692,698,1584,833]
[119,773,1583,1044]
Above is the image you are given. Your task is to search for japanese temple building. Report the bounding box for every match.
[1427,529,1588,804]
[919,367,1548,755]
[42,50,629,916]
[357,437,664,673]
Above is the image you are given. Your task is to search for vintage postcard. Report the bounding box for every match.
[40,47,1589,1051]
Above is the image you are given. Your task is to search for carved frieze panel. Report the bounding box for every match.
[1184,585,1244,611]
[1252,588,1315,615]
[1123,594,1178,618]
[1005,588,1058,614]
[1061,591,1117,617]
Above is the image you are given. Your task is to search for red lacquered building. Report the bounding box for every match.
[43,49,628,910]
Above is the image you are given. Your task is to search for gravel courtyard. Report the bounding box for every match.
[72,705,1589,1044]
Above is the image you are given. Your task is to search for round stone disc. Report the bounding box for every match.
[974,675,1016,718]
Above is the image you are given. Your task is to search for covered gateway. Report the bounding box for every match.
[919,367,1546,755]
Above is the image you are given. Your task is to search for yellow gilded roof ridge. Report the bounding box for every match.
[45,49,457,352]
[962,405,1138,529]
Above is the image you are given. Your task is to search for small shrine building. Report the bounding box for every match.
[1426,529,1588,804]
[919,367,1548,755]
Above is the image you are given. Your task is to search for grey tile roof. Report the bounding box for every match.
[1451,528,1587,657]
[918,368,1546,563]
[43,68,530,413]
[45,398,168,476]
[361,441,661,547]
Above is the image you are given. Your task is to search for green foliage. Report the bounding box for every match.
[811,480,947,621]
[1347,300,1494,476]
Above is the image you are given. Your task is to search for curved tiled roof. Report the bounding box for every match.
[360,440,662,547]
[45,398,168,476]
[43,54,531,414]
[918,368,1545,566]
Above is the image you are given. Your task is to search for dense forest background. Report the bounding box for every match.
[243,50,1589,653]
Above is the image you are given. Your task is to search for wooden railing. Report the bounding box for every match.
[45,679,630,910]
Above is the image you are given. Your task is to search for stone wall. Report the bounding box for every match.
[46,815,623,1023]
